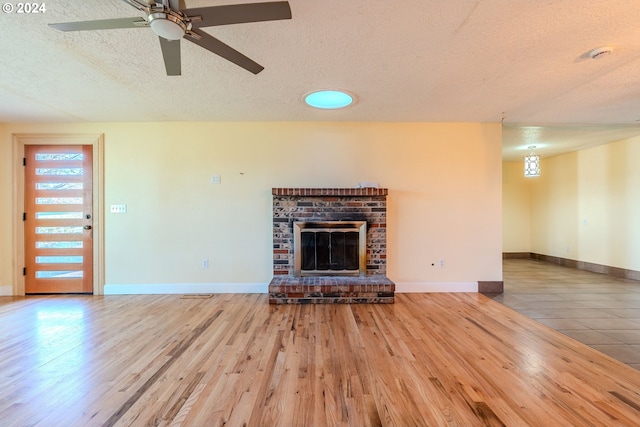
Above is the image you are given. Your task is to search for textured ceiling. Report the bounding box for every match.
[2,0,640,158]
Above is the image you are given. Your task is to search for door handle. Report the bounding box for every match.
[84,225,92,230]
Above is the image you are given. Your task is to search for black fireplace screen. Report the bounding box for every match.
[301,231,359,271]
[294,221,366,276]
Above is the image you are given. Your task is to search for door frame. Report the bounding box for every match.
[12,134,105,295]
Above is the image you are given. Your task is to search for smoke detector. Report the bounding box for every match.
[588,46,613,59]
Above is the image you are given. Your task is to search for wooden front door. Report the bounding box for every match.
[24,145,93,294]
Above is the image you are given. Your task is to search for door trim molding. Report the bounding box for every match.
[12,134,105,295]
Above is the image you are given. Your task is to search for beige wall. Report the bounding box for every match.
[0,122,503,295]
[529,153,579,258]
[503,135,640,272]
[502,161,531,253]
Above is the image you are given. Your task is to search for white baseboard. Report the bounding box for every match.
[0,285,13,296]
[104,282,267,295]
[395,281,478,293]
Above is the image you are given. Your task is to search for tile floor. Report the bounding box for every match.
[493,258,640,370]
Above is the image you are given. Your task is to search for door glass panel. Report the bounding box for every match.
[36,256,83,264]
[344,232,359,270]
[36,212,83,219]
[330,232,346,270]
[36,241,83,249]
[36,271,84,279]
[36,197,83,205]
[35,168,83,176]
[316,232,330,270]
[36,226,83,234]
[35,153,83,161]
[36,183,84,190]
[301,232,316,271]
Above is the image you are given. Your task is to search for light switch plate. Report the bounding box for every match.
[110,204,127,214]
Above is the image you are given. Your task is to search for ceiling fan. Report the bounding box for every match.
[49,0,292,75]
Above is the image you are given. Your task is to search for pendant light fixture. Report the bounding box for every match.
[524,146,540,177]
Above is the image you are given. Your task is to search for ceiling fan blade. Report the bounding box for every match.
[184,1,291,27]
[159,37,181,76]
[49,17,148,32]
[186,30,264,74]
[121,0,152,13]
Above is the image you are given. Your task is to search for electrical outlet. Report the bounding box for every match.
[110,204,127,214]
[439,259,445,268]
[202,259,209,269]
[211,175,221,184]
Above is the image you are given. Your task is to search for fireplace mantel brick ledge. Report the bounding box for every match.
[272,188,388,197]
[269,187,395,304]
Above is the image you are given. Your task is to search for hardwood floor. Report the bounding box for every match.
[2,293,640,426]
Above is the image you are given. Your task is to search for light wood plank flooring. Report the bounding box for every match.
[2,292,640,426]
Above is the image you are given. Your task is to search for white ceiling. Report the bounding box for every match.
[501,124,640,161]
[2,0,640,159]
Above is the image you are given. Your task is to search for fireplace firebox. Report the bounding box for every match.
[294,221,366,277]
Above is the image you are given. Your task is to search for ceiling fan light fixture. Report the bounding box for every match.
[304,90,355,109]
[48,1,293,75]
[148,12,186,40]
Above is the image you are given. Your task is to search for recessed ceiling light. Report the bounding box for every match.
[304,90,355,109]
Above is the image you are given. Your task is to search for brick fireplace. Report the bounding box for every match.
[268,188,395,304]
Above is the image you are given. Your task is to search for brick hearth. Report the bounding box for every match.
[269,188,395,304]
[269,276,395,304]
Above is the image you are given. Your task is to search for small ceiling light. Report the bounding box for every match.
[304,90,354,109]
[588,46,613,59]
[524,145,540,177]
[148,13,187,41]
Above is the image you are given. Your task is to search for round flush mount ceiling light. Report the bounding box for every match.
[304,90,356,109]
[588,46,614,59]
[148,13,187,40]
